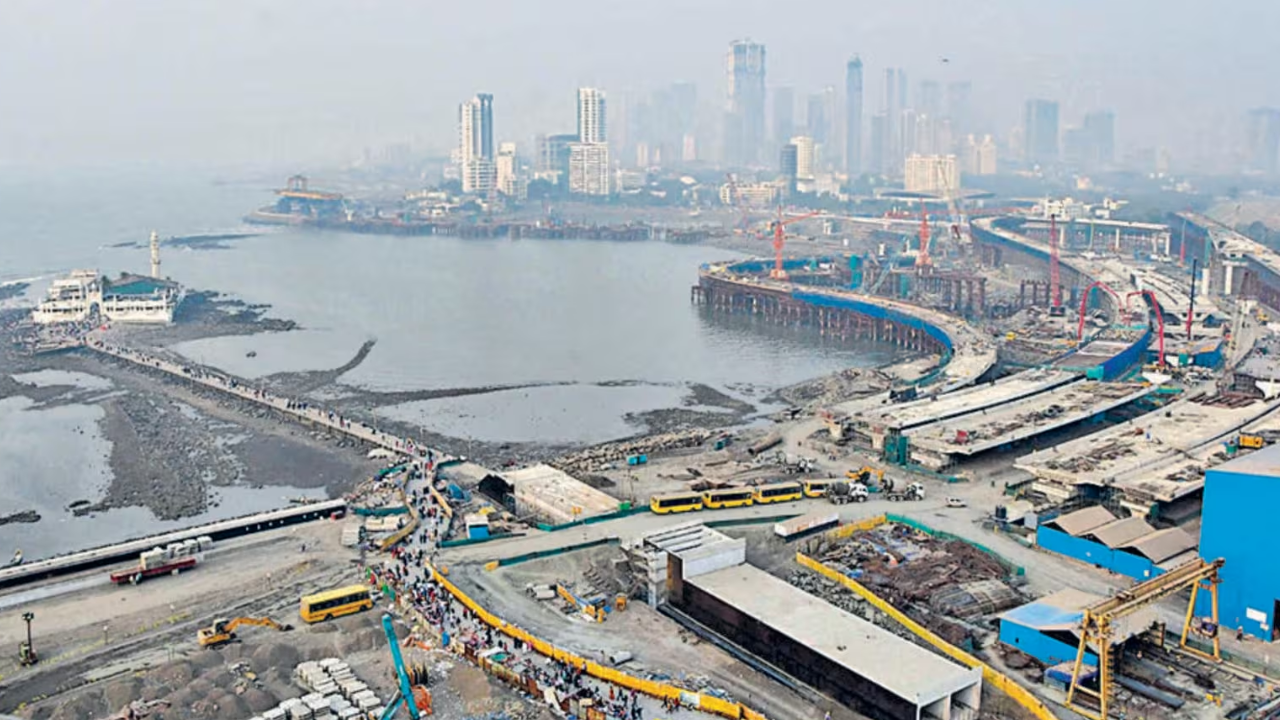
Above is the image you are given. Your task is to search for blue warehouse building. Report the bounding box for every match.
[998,588,1158,667]
[1200,443,1280,640]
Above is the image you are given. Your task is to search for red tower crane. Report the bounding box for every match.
[915,202,932,268]
[1048,213,1065,316]
[770,208,822,280]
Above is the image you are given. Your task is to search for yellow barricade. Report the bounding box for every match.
[826,513,887,539]
[427,563,765,720]
[796,553,1058,720]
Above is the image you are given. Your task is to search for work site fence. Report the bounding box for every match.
[795,552,1058,720]
[426,563,767,720]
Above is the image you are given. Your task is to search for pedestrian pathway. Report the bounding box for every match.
[85,335,444,458]
[369,465,723,720]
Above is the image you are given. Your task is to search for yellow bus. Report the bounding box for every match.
[300,584,375,624]
[702,487,755,509]
[754,481,803,504]
[650,492,704,514]
[803,479,837,498]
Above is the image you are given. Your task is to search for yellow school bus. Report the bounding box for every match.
[702,487,755,509]
[753,481,803,504]
[300,584,374,624]
[803,479,838,498]
[650,492,704,514]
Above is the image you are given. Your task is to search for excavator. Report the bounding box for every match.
[197,616,293,648]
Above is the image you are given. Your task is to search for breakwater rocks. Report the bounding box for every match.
[551,428,714,475]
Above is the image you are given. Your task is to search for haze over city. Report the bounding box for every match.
[1,0,1277,170]
[8,3,1280,720]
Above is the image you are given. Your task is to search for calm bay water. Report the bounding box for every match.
[0,168,899,557]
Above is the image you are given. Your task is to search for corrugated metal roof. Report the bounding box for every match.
[1046,506,1117,536]
[1087,516,1155,548]
[1000,588,1159,641]
[1120,527,1197,563]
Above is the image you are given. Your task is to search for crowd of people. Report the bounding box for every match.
[365,462,699,720]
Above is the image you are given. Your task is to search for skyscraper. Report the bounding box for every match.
[1083,111,1115,169]
[577,88,607,144]
[845,56,863,176]
[458,94,495,193]
[570,88,610,196]
[1245,108,1280,174]
[1023,99,1060,165]
[724,39,766,166]
[773,86,795,147]
[806,92,828,145]
[918,80,941,117]
[946,81,972,137]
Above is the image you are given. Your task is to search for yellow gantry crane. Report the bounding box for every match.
[1066,557,1224,720]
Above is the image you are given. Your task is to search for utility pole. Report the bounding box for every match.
[21,611,36,666]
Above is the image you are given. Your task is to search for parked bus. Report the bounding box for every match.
[702,487,755,510]
[300,584,374,624]
[650,492,704,514]
[803,479,838,498]
[754,481,803,504]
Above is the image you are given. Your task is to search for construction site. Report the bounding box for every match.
[10,195,1280,720]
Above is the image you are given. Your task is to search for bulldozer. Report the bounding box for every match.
[197,616,293,648]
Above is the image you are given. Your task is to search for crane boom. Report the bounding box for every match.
[770,209,821,279]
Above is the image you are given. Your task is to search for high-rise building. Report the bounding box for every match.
[535,133,577,183]
[773,86,795,147]
[961,134,998,176]
[577,88,607,144]
[946,81,972,137]
[790,135,816,181]
[1023,99,1060,165]
[918,80,941,117]
[1245,108,1280,174]
[904,153,959,194]
[724,39,767,166]
[495,142,526,200]
[806,92,828,146]
[884,69,899,166]
[568,142,610,196]
[869,113,887,175]
[459,94,495,193]
[845,56,863,176]
[1083,111,1115,168]
[779,142,799,178]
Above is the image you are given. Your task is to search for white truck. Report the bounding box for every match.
[885,482,926,502]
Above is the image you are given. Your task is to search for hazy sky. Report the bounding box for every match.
[0,0,1275,169]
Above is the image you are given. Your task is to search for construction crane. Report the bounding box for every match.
[378,613,431,719]
[934,157,968,252]
[1048,213,1065,316]
[769,208,822,279]
[196,616,293,647]
[1066,558,1223,720]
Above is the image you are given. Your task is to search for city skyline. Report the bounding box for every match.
[5,0,1278,176]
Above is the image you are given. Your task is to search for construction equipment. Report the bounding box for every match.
[827,482,869,505]
[196,616,293,647]
[1239,433,1266,449]
[378,613,428,719]
[1066,558,1224,720]
[769,209,822,279]
[846,466,885,486]
[885,482,925,502]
